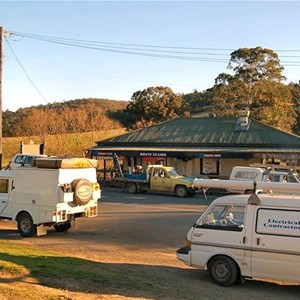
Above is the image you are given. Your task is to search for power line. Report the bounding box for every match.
[8,31,236,51]
[7,31,229,63]
[5,36,49,104]
[7,30,300,67]
[9,30,300,53]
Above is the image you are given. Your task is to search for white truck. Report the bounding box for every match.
[229,166,300,194]
[0,157,101,237]
[177,179,300,286]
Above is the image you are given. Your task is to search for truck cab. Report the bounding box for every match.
[148,165,196,197]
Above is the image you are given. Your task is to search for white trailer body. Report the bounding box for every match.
[0,159,100,237]
[177,179,300,286]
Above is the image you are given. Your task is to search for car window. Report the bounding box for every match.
[234,171,259,180]
[25,156,35,164]
[15,155,25,164]
[288,176,299,183]
[271,174,281,182]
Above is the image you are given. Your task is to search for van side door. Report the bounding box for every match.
[190,204,248,270]
[251,207,300,282]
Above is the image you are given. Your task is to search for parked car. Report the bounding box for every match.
[228,166,300,194]
[268,170,300,183]
[8,154,47,170]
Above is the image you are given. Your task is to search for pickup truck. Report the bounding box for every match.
[115,165,197,197]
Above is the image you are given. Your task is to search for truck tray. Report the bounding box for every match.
[32,157,97,169]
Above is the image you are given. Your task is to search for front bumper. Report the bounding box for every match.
[176,246,191,265]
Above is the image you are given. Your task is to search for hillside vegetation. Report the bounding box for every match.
[3,98,128,138]
[2,128,126,167]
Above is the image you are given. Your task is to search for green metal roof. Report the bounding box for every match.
[92,117,300,150]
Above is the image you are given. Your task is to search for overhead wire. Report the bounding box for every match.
[4,30,300,109]
[4,30,300,99]
[5,35,49,104]
[7,31,300,66]
[7,31,230,63]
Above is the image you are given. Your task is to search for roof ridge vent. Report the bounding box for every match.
[235,109,251,131]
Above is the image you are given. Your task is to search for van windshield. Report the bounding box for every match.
[199,204,245,231]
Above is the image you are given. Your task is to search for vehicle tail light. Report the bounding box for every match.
[92,182,100,191]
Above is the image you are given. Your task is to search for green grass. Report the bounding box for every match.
[0,242,113,287]
[0,241,161,297]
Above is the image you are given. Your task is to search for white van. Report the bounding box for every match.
[177,179,300,286]
[0,157,101,237]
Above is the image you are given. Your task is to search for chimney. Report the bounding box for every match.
[234,109,251,131]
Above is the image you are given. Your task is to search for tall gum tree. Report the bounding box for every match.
[209,47,295,132]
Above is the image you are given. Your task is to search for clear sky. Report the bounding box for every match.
[1,1,300,111]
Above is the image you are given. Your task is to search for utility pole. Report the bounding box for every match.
[0,27,3,169]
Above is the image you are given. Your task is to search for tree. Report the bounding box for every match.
[123,86,190,129]
[288,81,300,134]
[3,98,124,138]
[183,89,212,115]
[229,47,285,83]
[206,47,295,132]
[252,80,295,131]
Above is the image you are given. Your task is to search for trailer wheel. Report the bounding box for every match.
[72,179,93,205]
[17,212,37,237]
[126,182,137,194]
[208,256,238,286]
[54,221,71,232]
[175,185,188,197]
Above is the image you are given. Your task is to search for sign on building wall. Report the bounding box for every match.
[202,158,219,175]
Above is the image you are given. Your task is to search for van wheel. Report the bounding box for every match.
[175,186,188,197]
[126,183,137,194]
[54,221,71,232]
[17,212,37,237]
[208,256,238,286]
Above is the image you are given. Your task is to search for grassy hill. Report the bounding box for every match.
[2,128,126,167]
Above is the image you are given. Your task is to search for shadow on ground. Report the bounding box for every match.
[0,250,299,300]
